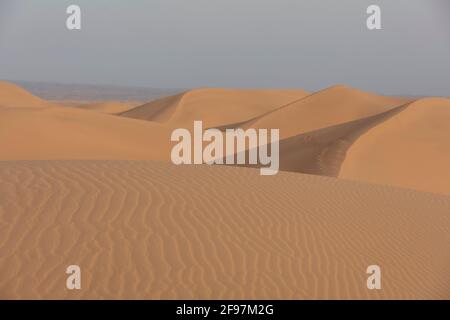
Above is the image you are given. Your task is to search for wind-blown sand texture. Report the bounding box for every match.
[0,81,449,299]
[0,161,449,299]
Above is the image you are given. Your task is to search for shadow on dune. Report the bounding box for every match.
[226,103,409,176]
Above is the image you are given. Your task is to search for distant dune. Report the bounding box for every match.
[241,85,411,139]
[0,81,60,108]
[1,81,450,195]
[120,92,185,123]
[76,102,137,114]
[121,88,310,128]
[0,161,448,299]
[14,80,182,103]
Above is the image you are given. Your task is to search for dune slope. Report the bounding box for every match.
[240,85,411,139]
[0,161,449,299]
[75,102,136,114]
[0,81,60,108]
[228,103,408,177]
[0,106,172,160]
[267,104,407,176]
[121,88,309,128]
[339,97,450,196]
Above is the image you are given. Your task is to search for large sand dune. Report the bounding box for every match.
[339,97,450,195]
[121,88,310,128]
[240,85,410,139]
[261,104,407,176]
[0,161,449,299]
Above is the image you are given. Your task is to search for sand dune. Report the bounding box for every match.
[0,81,449,300]
[240,85,411,139]
[0,105,172,160]
[339,97,450,196]
[0,81,60,108]
[75,102,137,114]
[121,88,309,128]
[1,82,450,196]
[239,104,407,176]
[120,92,185,122]
[0,161,448,299]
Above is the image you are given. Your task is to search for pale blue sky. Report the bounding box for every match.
[0,0,449,96]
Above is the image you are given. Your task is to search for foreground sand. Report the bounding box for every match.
[0,161,449,299]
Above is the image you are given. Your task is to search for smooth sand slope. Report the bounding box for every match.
[340,97,450,196]
[231,87,411,176]
[0,161,449,299]
[240,85,411,139]
[0,106,172,160]
[121,88,310,128]
[247,104,408,177]
[75,102,137,114]
[0,81,60,108]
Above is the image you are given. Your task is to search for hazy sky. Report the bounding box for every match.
[0,0,449,95]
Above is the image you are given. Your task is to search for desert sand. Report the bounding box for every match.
[75,101,138,114]
[0,81,449,299]
[0,161,449,299]
[0,81,60,108]
[121,88,310,128]
[241,85,411,139]
[0,105,172,160]
[339,97,450,195]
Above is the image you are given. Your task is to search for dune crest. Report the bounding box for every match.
[76,102,136,114]
[121,88,310,128]
[263,103,408,176]
[240,85,411,139]
[0,81,60,108]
